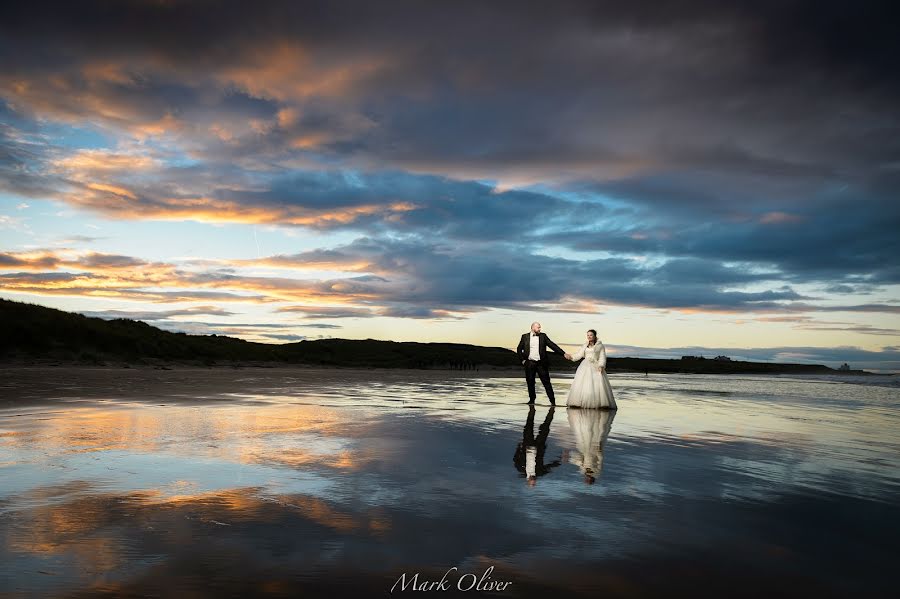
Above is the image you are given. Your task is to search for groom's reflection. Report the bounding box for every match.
[514,405,562,486]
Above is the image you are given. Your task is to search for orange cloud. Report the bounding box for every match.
[215,40,388,102]
[85,182,139,200]
[0,248,389,304]
[1,56,198,142]
[53,149,159,172]
[226,255,375,272]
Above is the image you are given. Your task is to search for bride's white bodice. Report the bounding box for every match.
[572,342,606,367]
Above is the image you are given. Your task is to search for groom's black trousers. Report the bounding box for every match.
[524,359,556,404]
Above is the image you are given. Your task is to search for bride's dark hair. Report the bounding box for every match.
[587,329,598,346]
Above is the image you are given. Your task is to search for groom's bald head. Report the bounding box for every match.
[531,322,541,333]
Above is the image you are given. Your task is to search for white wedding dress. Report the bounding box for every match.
[565,341,617,409]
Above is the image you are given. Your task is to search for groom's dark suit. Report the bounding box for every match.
[516,331,566,404]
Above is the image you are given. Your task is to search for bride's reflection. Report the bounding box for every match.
[564,408,617,484]
[513,406,562,486]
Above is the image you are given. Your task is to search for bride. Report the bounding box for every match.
[565,329,617,409]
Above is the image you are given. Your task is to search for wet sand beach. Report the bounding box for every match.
[1,367,898,597]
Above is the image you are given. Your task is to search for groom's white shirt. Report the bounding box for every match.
[528,332,541,361]
[525,447,537,477]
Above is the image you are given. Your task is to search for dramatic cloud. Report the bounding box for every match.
[1,0,897,355]
[4,246,899,319]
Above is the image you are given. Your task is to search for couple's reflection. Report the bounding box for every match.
[514,406,616,485]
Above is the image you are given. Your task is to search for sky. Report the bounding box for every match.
[1,0,899,370]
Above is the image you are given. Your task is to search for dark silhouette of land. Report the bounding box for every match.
[0,298,869,374]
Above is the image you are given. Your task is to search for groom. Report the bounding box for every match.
[516,322,571,405]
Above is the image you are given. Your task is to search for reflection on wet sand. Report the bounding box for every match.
[1,368,899,597]
[565,409,616,484]
[513,406,561,485]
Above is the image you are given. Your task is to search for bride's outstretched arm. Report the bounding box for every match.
[569,344,585,362]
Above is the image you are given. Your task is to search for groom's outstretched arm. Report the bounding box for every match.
[545,336,572,361]
[545,335,565,355]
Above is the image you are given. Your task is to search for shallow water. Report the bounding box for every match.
[1,368,899,597]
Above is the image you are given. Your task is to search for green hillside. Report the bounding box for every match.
[0,297,536,369]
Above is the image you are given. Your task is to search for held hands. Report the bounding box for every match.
[564,353,572,360]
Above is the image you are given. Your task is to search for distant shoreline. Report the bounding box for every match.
[0,356,874,376]
[0,298,873,375]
